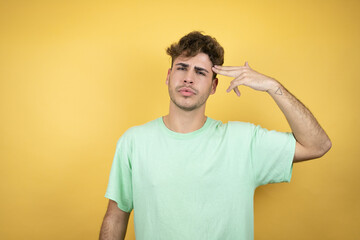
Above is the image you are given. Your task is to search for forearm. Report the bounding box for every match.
[99,215,128,240]
[267,80,331,155]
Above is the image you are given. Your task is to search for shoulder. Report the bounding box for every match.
[125,118,158,134]
[116,118,160,144]
[207,118,257,142]
[208,118,254,129]
[222,120,257,136]
[227,121,256,129]
[213,120,292,141]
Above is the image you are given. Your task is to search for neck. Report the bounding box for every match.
[163,102,207,133]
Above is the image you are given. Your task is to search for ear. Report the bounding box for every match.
[210,78,218,94]
[166,68,171,85]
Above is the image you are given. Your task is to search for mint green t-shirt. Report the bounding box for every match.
[105,117,296,240]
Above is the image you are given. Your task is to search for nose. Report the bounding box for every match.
[183,79,193,84]
[184,70,195,84]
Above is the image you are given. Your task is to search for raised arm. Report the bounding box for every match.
[212,62,332,162]
[99,199,130,240]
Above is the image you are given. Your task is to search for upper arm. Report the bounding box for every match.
[293,140,331,163]
[100,200,131,240]
[105,199,131,222]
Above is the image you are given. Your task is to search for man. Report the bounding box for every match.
[99,31,331,240]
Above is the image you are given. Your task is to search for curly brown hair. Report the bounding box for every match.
[166,31,224,79]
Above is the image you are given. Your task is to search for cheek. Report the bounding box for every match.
[202,78,214,88]
[172,71,183,79]
[170,73,184,85]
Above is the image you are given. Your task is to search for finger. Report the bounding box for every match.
[233,86,241,97]
[214,65,245,70]
[245,61,250,68]
[226,75,246,93]
[212,67,239,77]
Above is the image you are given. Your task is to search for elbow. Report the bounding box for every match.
[317,138,332,158]
[323,137,332,154]
[295,137,332,162]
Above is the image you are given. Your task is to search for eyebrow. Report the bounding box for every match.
[175,63,209,73]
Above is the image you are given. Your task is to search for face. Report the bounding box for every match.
[166,52,218,112]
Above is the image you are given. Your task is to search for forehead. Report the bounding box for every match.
[173,52,213,69]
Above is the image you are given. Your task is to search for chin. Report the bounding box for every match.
[175,99,205,112]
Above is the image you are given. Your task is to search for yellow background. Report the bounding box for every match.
[1,0,359,239]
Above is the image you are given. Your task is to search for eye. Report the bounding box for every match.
[177,67,186,70]
[196,71,206,76]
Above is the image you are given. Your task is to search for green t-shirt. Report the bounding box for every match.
[105,117,296,240]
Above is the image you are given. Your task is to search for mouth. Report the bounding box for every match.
[178,87,196,96]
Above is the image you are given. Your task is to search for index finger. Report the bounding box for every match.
[214,65,245,70]
[212,67,239,77]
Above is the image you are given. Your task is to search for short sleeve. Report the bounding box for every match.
[250,125,296,187]
[105,133,133,213]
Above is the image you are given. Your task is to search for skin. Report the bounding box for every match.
[163,53,218,133]
[99,52,332,239]
[99,200,130,240]
[99,53,219,240]
[212,62,332,162]
[164,53,331,162]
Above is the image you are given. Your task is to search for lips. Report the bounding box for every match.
[178,87,196,96]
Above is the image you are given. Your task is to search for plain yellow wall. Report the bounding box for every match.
[1,0,359,239]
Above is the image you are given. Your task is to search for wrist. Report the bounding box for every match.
[266,79,282,95]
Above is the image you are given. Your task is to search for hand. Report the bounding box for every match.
[212,62,279,97]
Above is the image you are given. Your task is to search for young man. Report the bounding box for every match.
[99,31,331,240]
